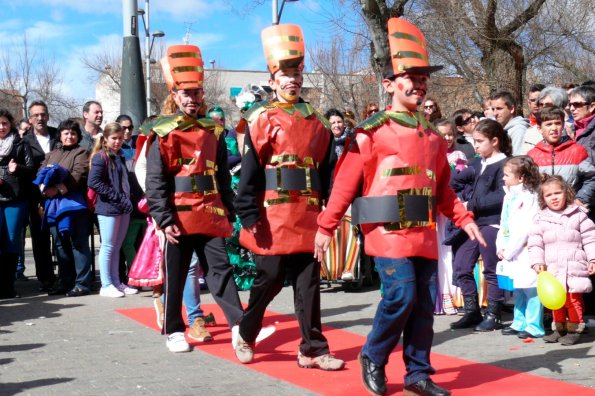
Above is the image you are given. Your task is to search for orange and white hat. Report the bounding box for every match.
[161,44,204,91]
[384,18,442,79]
[261,24,305,74]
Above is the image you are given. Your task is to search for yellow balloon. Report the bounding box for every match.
[537,271,566,310]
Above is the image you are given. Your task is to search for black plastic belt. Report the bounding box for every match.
[264,168,321,191]
[351,194,436,225]
[174,175,215,193]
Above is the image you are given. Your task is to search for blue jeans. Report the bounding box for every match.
[510,288,544,336]
[362,256,437,387]
[50,211,93,291]
[184,252,203,326]
[97,214,130,288]
[0,201,28,254]
[160,252,203,326]
[0,201,28,293]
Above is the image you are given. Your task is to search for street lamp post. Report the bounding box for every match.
[138,1,165,116]
[121,0,146,131]
[272,0,299,25]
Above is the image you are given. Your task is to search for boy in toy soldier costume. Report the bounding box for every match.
[145,44,244,353]
[233,24,344,371]
[315,18,485,396]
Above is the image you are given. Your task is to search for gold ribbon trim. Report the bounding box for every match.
[391,32,426,49]
[264,35,302,45]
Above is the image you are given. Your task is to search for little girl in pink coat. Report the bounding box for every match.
[528,174,595,345]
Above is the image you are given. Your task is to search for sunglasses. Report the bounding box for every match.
[461,116,475,126]
[569,101,589,109]
[122,125,134,130]
[424,105,435,109]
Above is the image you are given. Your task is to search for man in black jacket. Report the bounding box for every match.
[23,100,58,291]
[145,45,244,353]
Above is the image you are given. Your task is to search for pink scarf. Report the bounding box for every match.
[575,113,595,139]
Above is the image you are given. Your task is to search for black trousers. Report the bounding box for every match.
[28,199,55,286]
[239,253,330,357]
[163,234,243,335]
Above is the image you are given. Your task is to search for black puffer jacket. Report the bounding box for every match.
[0,133,34,202]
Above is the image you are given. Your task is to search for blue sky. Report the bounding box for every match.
[0,0,340,102]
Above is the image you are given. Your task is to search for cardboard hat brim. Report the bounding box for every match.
[383,64,443,79]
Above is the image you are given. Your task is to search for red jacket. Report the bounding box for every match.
[527,138,588,190]
[318,111,474,260]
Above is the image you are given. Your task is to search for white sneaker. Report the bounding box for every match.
[100,285,124,298]
[231,325,239,349]
[116,284,139,295]
[166,332,191,353]
[256,325,276,343]
[231,324,276,348]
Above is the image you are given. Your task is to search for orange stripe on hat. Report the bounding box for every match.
[162,45,204,91]
[261,24,305,74]
[386,18,442,78]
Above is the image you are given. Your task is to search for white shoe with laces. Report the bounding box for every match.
[99,284,124,298]
[231,324,276,348]
[166,332,191,353]
[116,284,139,295]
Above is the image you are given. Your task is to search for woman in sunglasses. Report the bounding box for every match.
[570,86,595,143]
[423,97,443,122]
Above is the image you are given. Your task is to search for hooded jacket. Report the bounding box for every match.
[528,204,595,293]
[527,137,595,206]
[495,184,539,288]
[505,116,530,156]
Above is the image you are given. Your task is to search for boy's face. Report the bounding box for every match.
[269,67,303,104]
[538,118,564,145]
[383,73,428,112]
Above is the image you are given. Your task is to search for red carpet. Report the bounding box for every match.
[117,305,594,395]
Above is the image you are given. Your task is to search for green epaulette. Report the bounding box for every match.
[243,101,269,123]
[243,101,331,130]
[356,110,434,132]
[138,115,222,139]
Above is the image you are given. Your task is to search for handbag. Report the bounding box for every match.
[86,152,108,211]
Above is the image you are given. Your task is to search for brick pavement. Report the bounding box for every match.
[1,241,593,395]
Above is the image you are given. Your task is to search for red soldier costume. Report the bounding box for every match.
[145,45,243,351]
[233,24,344,370]
[316,18,479,396]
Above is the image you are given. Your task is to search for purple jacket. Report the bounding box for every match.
[528,204,595,293]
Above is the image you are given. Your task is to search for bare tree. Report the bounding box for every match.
[0,34,78,121]
[308,34,378,120]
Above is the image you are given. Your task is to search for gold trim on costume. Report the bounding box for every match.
[383,187,436,231]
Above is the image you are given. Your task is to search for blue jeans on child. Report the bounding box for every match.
[362,256,437,387]
[161,252,203,326]
[510,287,544,336]
[97,214,130,288]
[184,252,204,326]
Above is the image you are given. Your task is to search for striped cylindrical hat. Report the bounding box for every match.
[261,24,305,74]
[161,45,204,91]
[385,18,442,78]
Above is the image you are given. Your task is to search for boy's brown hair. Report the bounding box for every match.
[535,106,565,126]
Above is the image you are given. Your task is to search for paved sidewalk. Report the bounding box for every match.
[1,244,594,395]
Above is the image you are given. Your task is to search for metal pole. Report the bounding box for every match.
[145,0,151,116]
[272,0,279,25]
[121,0,147,127]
